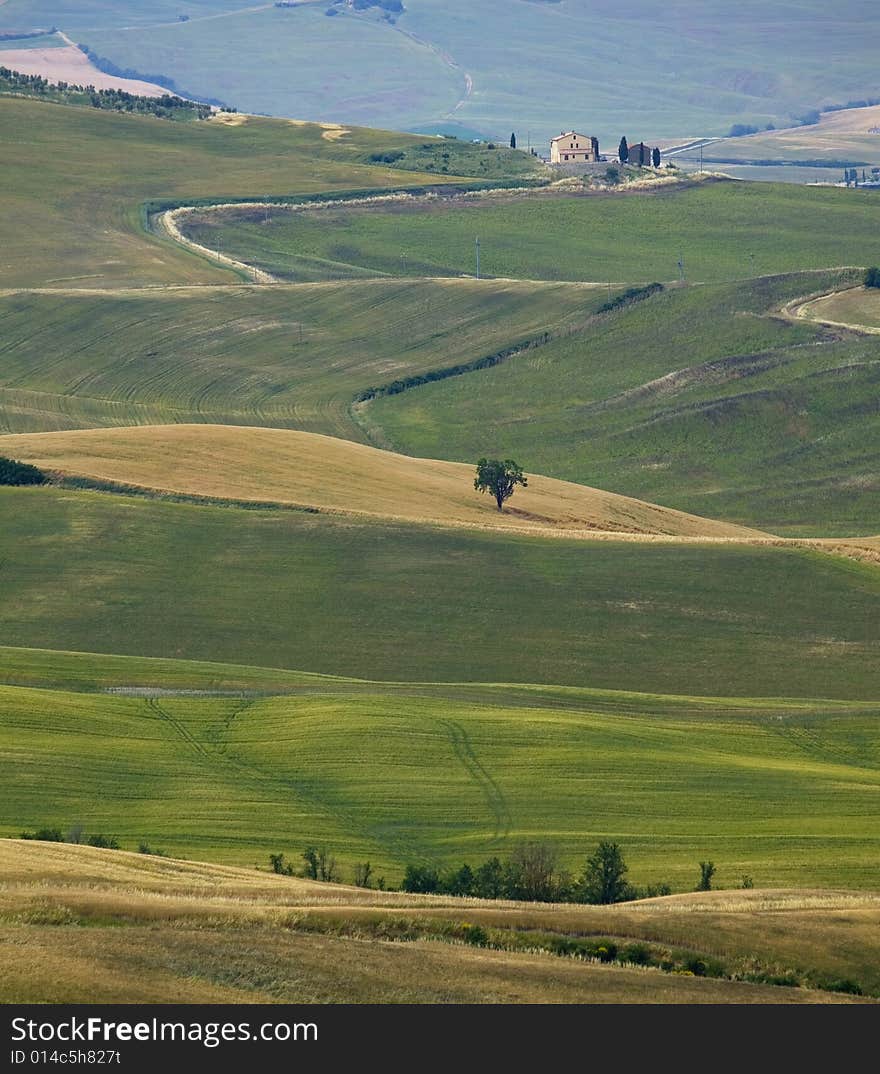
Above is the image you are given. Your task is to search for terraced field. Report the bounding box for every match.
[4,841,878,1003]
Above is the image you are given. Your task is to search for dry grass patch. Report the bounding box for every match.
[793,286,880,332]
[0,45,169,97]
[0,842,874,1004]
[0,424,767,539]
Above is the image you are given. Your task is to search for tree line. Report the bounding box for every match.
[0,455,45,486]
[0,66,221,121]
[401,841,668,903]
[19,825,165,855]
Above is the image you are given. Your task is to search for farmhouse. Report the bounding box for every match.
[625,141,655,166]
[550,131,600,164]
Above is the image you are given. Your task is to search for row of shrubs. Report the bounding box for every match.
[19,827,165,856]
[596,281,664,315]
[271,841,732,904]
[0,455,45,486]
[0,66,219,121]
[354,333,552,402]
[401,841,672,904]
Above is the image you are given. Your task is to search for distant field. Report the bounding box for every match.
[2,487,880,698]
[2,664,880,888]
[0,97,465,288]
[709,105,880,172]
[368,271,880,535]
[4,843,878,1003]
[181,181,880,285]
[0,43,171,95]
[0,33,63,51]
[4,1,880,140]
[0,279,596,438]
[0,424,764,539]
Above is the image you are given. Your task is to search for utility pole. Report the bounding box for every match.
[699,142,703,174]
[475,236,481,279]
[677,253,685,284]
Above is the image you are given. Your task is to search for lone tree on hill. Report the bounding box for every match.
[697,860,716,891]
[474,458,527,511]
[579,841,630,904]
[618,136,629,163]
[652,146,661,168]
[510,131,516,149]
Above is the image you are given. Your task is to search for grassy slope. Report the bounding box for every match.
[4,844,876,1004]
[0,279,596,438]
[8,1,880,139]
[2,664,880,887]
[0,424,764,538]
[370,271,880,535]
[180,181,880,285]
[2,487,880,698]
[0,97,467,288]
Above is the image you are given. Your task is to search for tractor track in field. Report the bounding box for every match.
[147,696,429,866]
[146,697,210,758]
[438,718,511,844]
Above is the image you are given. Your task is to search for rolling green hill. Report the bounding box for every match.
[181,181,880,285]
[3,90,880,1008]
[367,271,880,535]
[0,96,468,288]
[2,487,880,698]
[0,279,597,437]
[2,648,880,888]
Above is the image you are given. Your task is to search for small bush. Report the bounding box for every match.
[368,150,405,164]
[87,834,120,849]
[864,266,880,288]
[622,943,652,965]
[460,923,489,946]
[823,978,863,995]
[0,456,46,486]
[138,842,166,856]
[269,852,294,876]
[20,828,63,842]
